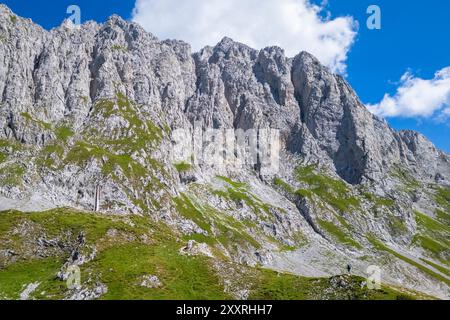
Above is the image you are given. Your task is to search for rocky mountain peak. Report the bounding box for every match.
[0,4,12,15]
[0,4,448,185]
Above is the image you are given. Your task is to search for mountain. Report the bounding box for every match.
[0,4,448,300]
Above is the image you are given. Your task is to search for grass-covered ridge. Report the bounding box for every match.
[0,163,25,187]
[368,235,450,286]
[413,211,450,266]
[317,219,361,249]
[295,165,360,213]
[214,176,272,216]
[0,208,227,300]
[173,193,262,250]
[435,186,450,218]
[0,208,429,300]
[20,112,52,131]
[174,161,192,173]
[0,139,27,187]
[89,92,163,152]
[249,271,421,300]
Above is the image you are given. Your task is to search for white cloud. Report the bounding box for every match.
[131,0,357,73]
[367,67,450,119]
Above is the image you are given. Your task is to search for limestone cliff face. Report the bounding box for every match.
[0,4,449,298]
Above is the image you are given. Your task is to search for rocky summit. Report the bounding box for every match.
[0,4,449,300]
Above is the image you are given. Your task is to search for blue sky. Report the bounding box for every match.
[325,0,450,153]
[2,0,449,152]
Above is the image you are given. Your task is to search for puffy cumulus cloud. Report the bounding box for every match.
[131,0,357,73]
[367,67,450,120]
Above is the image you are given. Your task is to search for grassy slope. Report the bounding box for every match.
[0,209,428,300]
